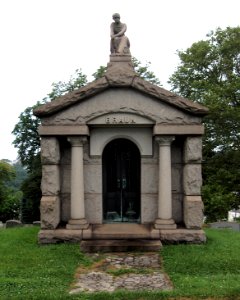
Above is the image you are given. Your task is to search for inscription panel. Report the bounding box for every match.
[88,113,154,125]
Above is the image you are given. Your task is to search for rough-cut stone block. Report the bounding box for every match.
[183,164,202,195]
[40,196,60,229]
[160,229,206,243]
[38,229,83,244]
[41,165,60,195]
[184,196,204,229]
[184,137,202,163]
[41,137,60,164]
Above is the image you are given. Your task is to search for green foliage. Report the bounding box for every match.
[12,69,88,223]
[0,160,22,222]
[48,68,88,100]
[12,103,41,173]
[169,26,240,221]
[92,65,107,80]
[132,57,161,85]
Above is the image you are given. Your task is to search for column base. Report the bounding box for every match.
[154,218,177,229]
[66,219,89,230]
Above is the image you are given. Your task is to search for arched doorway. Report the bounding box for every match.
[102,138,141,223]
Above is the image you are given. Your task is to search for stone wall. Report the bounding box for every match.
[40,137,61,229]
[183,137,204,229]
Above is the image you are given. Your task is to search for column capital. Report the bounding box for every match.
[67,136,87,147]
[155,136,175,146]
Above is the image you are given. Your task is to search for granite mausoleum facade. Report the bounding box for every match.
[34,55,208,244]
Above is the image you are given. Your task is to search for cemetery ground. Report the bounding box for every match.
[0,227,240,300]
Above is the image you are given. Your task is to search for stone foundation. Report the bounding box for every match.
[38,225,206,244]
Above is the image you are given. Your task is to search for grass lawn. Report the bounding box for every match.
[0,227,239,300]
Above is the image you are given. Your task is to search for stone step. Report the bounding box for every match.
[92,223,152,240]
[80,239,162,252]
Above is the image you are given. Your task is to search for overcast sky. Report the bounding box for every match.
[0,0,239,161]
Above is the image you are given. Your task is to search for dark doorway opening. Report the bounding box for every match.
[102,138,141,223]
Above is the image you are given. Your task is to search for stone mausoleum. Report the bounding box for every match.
[34,15,208,246]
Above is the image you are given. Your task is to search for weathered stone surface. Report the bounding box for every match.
[184,196,204,229]
[105,60,136,86]
[33,68,208,119]
[38,229,83,244]
[40,196,60,229]
[84,164,102,193]
[132,76,208,115]
[0,221,3,228]
[85,193,102,224]
[6,220,22,228]
[183,164,202,195]
[184,137,202,163]
[160,229,206,243]
[70,252,172,294]
[39,89,203,126]
[141,194,158,223]
[141,164,158,193]
[33,77,109,117]
[41,137,60,164]
[41,165,60,195]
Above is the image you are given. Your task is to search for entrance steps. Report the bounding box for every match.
[91,223,153,239]
[80,239,162,252]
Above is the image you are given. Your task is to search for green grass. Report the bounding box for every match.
[0,227,240,299]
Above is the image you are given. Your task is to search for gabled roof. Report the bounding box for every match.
[33,56,208,118]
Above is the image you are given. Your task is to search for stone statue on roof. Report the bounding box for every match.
[110,13,130,55]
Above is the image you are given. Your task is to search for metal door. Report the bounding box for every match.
[103,139,140,222]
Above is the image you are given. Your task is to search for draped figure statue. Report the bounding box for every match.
[110,13,130,55]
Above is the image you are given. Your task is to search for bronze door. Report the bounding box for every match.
[103,139,140,223]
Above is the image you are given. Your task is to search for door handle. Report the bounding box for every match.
[117,179,121,189]
[122,178,127,189]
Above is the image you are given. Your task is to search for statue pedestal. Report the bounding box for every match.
[110,54,132,62]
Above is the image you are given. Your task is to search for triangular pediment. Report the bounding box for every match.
[34,57,208,119]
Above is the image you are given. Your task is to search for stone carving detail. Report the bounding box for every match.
[110,13,130,55]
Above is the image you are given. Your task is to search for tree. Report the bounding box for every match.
[12,69,88,222]
[0,160,22,222]
[169,26,240,221]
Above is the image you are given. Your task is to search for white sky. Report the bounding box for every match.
[0,0,239,161]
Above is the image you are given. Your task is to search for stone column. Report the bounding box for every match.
[67,136,89,229]
[154,136,176,229]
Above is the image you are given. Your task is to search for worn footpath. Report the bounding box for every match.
[69,252,173,294]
